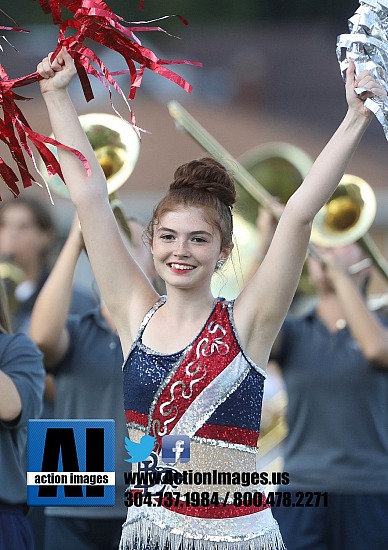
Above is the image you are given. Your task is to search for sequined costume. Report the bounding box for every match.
[121,297,284,550]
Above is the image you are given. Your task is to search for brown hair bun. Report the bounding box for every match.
[171,157,236,209]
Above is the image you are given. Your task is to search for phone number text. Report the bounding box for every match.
[124,490,328,508]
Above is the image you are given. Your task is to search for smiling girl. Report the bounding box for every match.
[37,47,386,550]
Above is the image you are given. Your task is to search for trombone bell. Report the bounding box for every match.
[325,196,361,231]
[311,174,376,248]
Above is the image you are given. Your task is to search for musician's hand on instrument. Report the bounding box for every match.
[37,47,77,95]
[320,249,349,280]
[346,60,387,118]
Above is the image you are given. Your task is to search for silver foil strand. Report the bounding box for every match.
[337,0,388,139]
[120,512,285,550]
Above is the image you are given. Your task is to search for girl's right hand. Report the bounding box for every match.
[37,47,77,95]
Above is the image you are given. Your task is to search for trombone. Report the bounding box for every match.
[168,101,388,283]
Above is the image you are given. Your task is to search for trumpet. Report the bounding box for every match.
[168,101,388,286]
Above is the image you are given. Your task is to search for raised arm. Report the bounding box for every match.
[235,62,387,364]
[37,49,158,352]
[29,216,83,368]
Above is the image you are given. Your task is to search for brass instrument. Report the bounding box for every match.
[40,113,140,244]
[0,262,25,283]
[237,141,315,295]
[256,388,288,475]
[168,101,388,286]
[0,260,25,315]
[311,175,376,245]
[237,141,314,225]
[311,174,388,280]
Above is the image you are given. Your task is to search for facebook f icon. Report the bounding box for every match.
[162,435,190,464]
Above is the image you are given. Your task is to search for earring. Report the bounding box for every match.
[216,258,225,269]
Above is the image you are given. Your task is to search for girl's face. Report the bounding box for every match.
[151,206,229,291]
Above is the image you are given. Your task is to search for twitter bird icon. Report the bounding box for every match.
[125,434,156,463]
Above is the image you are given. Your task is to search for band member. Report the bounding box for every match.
[0,277,45,550]
[0,197,96,417]
[253,206,388,550]
[36,46,385,549]
[0,196,97,548]
[0,196,95,334]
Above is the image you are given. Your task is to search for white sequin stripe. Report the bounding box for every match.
[120,506,285,550]
[169,352,250,439]
[191,434,257,453]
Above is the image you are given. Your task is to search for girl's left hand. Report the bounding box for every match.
[346,60,387,118]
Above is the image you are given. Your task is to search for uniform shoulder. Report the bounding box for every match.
[0,332,42,358]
